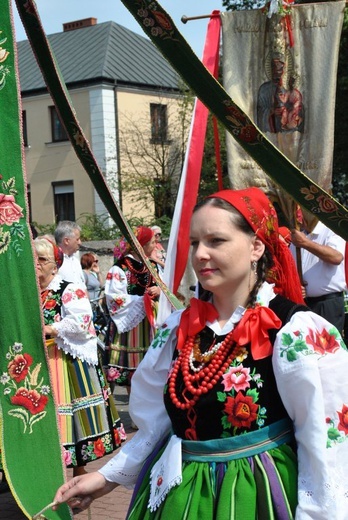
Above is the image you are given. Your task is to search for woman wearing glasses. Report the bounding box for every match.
[34,237,125,477]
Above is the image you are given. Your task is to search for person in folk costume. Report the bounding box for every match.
[34,237,126,477]
[104,226,160,402]
[53,188,348,519]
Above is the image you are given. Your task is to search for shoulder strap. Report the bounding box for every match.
[268,294,310,346]
[269,294,309,327]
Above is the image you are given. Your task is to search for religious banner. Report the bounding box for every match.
[119,0,348,246]
[221,1,345,228]
[0,1,71,518]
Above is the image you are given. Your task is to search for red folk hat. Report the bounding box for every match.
[208,188,304,304]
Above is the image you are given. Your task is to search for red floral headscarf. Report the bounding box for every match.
[207,188,304,304]
[113,226,154,262]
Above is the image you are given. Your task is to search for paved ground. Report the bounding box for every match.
[0,387,136,520]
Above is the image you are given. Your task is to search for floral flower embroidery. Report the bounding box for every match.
[93,438,106,458]
[306,328,340,355]
[1,342,50,433]
[0,177,25,255]
[11,387,48,414]
[152,325,171,349]
[107,366,121,382]
[337,404,348,435]
[279,327,342,362]
[224,392,259,429]
[300,185,319,201]
[326,405,348,448]
[8,353,33,383]
[222,365,251,392]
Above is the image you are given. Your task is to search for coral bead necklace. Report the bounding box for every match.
[168,330,244,411]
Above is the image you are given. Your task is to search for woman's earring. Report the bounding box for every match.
[252,261,258,276]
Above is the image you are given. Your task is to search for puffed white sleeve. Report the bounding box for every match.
[99,310,183,488]
[105,265,146,333]
[272,310,348,519]
[53,283,97,365]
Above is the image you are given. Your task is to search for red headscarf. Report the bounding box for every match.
[208,188,304,304]
[136,226,154,247]
[113,226,154,262]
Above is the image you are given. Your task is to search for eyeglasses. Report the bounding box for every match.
[155,233,161,237]
[37,256,53,264]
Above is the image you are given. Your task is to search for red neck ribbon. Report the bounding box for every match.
[177,298,282,360]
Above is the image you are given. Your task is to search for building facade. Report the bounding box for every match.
[18,17,184,226]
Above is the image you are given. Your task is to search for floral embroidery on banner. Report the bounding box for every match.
[135,1,179,42]
[0,31,10,90]
[0,342,50,433]
[0,176,25,255]
[217,348,267,435]
[299,183,348,227]
[222,99,262,146]
[326,404,348,448]
[279,326,343,361]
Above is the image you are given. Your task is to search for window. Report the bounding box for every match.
[50,106,68,142]
[150,103,168,143]
[22,110,28,147]
[53,181,75,222]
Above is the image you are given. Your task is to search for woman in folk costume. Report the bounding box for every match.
[53,188,348,519]
[34,237,125,477]
[105,226,160,396]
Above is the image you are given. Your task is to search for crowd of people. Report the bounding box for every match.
[2,190,348,519]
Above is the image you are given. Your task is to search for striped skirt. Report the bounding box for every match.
[126,420,298,520]
[107,317,153,386]
[46,340,126,468]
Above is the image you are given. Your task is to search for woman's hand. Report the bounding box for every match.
[147,286,160,299]
[52,472,118,513]
[44,325,58,337]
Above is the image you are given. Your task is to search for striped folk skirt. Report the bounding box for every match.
[107,317,153,386]
[126,420,298,520]
[46,340,126,468]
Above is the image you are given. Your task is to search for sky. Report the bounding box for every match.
[12,0,223,58]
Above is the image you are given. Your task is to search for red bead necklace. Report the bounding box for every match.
[168,329,244,411]
[123,257,152,289]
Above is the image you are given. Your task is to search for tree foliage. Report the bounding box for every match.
[118,86,194,220]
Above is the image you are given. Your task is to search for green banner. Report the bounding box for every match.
[119,0,348,239]
[0,2,71,518]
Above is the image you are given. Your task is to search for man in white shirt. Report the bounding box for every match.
[54,221,86,287]
[291,220,346,333]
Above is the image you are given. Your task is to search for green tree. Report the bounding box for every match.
[118,86,194,220]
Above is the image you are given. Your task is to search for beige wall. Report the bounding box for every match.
[24,89,95,225]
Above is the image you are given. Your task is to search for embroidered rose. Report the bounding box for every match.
[45,298,56,310]
[239,124,258,143]
[11,387,48,414]
[224,392,259,429]
[75,288,86,299]
[222,365,251,392]
[0,194,23,225]
[306,328,340,355]
[152,11,173,31]
[64,448,72,466]
[94,438,106,458]
[107,367,121,382]
[62,291,73,304]
[337,404,348,435]
[8,353,33,383]
[316,195,337,214]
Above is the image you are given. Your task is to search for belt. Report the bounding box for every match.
[306,291,344,303]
